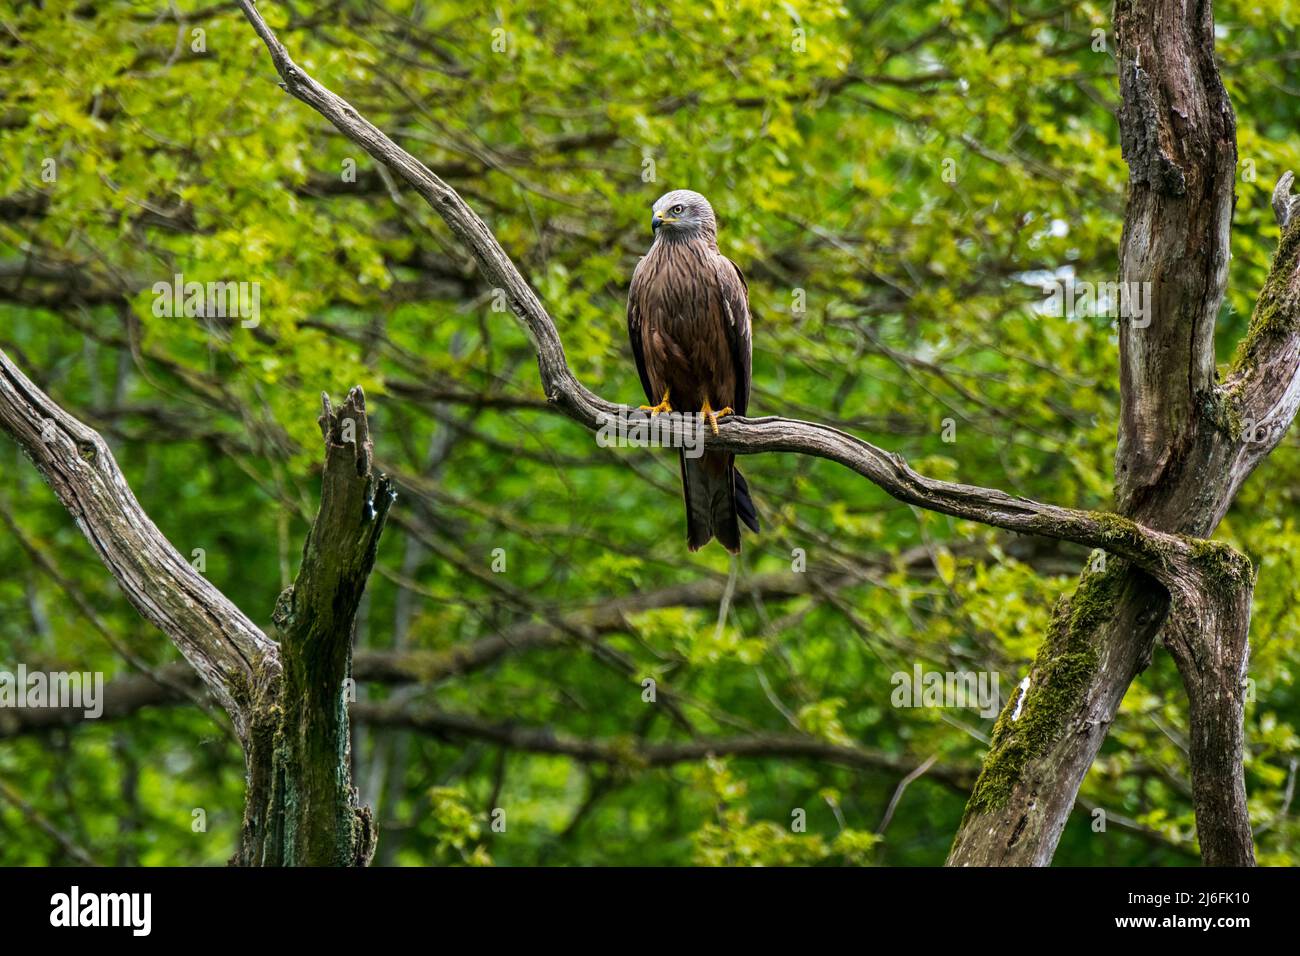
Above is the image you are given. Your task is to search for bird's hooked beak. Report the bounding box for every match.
[651,212,663,233]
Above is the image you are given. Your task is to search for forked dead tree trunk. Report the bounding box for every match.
[0,350,391,866]
[236,389,393,866]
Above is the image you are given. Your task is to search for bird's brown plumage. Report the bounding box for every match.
[627,189,759,552]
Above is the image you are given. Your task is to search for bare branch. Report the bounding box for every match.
[1222,176,1300,498]
[1272,171,1299,229]
[0,347,275,741]
[351,702,976,787]
[0,778,98,866]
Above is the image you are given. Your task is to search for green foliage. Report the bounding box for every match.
[690,760,879,865]
[426,787,493,866]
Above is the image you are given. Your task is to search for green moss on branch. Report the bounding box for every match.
[1231,220,1300,375]
[963,561,1125,817]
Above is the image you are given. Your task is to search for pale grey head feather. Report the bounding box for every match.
[650,189,718,243]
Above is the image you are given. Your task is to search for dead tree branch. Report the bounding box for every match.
[0,348,275,742]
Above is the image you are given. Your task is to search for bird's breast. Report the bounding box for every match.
[637,241,716,332]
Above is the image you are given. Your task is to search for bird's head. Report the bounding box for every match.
[650,189,717,242]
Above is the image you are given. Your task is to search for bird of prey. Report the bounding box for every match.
[627,188,760,553]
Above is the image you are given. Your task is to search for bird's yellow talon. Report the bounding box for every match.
[700,401,733,436]
[639,389,673,416]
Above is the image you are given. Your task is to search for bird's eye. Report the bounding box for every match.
[671,204,684,215]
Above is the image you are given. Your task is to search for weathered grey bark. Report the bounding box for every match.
[235,0,1296,865]
[1112,0,1237,524]
[1161,544,1256,866]
[236,388,393,866]
[0,349,392,865]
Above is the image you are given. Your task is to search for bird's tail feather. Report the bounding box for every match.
[734,467,760,534]
[682,451,752,553]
